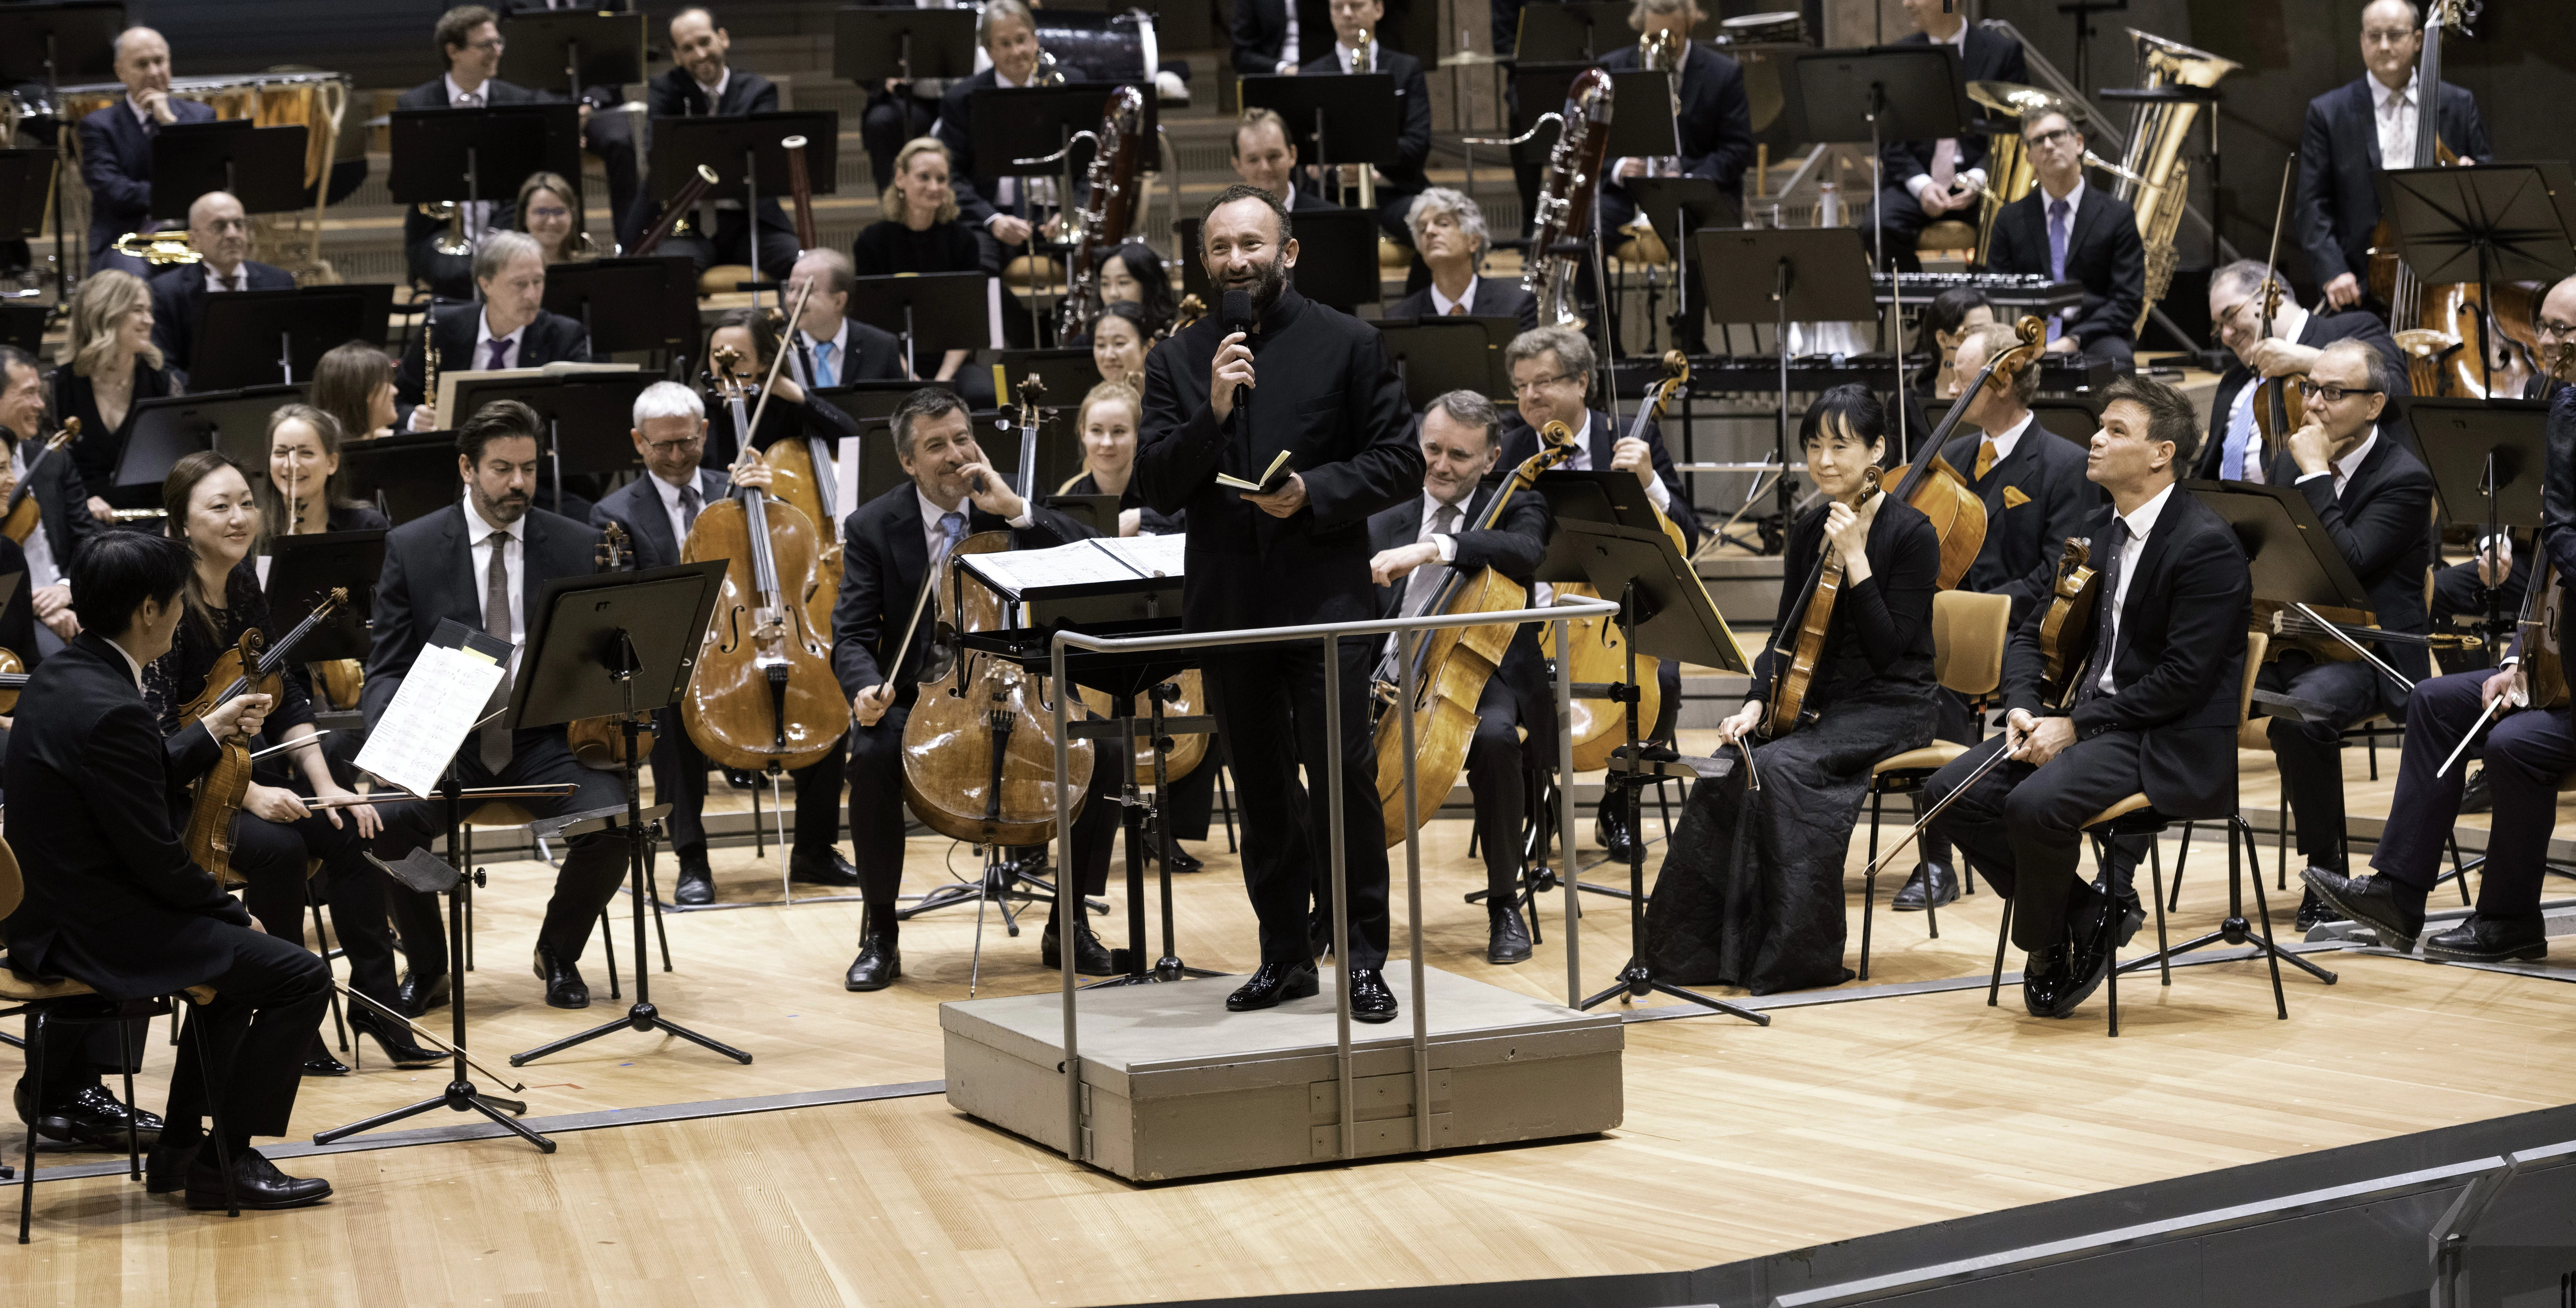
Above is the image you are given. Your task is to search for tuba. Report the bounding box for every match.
[2112,31,2240,333]
[1967,80,2144,266]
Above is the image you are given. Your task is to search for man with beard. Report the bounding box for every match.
[1135,184,1422,1021]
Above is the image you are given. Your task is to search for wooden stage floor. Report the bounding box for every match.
[7,739,2573,1305]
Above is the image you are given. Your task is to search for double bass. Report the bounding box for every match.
[180,590,347,886]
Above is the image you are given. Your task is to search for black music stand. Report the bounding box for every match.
[0,1,121,298]
[266,529,384,661]
[1377,317,1514,406]
[506,562,741,1068]
[543,256,699,360]
[2377,164,2576,397]
[388,104,581,221]
[118,386,305,490]
[833,7,979,85]
[341,431,463,525]
[1617,175,1734,353]
[1695,226,1877,536]
[148,122,305,221]
[1285,209,1383,311]
[848,272,989,380]
[990,347,1101,403]
[0,150,55,245]
[1043,494,1120,536]
[498,9,647,108]
[2407,396,2552,666]
[813,377,955,427]
[647,112,839,305]
[1236,74,1398,200]
[0,304,42,354]
[447,370,656,509]
[1514,2,1697,61]
[188,287,369,390]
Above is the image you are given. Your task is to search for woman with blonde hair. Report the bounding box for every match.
[852,137,983,383]
[515,170,594,265]
[255,403,389,551]
[56,268,183,519]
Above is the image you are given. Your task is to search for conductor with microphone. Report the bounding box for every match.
[1136,184,1423,1021]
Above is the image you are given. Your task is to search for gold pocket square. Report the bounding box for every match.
[2001,485,2032,509]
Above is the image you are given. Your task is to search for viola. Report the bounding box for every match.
[180,590,348,887]
[1,418,77,546]
[2245,155,2307,455]
[2032,538,2104,708]
[567,521,664,769]
[1761,470,1884,739]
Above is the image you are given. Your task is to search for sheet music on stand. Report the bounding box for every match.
[355,619,511,798]
[961,535,1187,598]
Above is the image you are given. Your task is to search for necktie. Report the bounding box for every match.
[1447,299,1468,316]
[141,113,158,139]
[939,510,965,557]
[220,272,241,292]
[1379,504,1461,682]
[2077,517,2131,703]
[1974,438,1998,481]
[485,338,512,370]
[2222,387,2258,483]
[679,483,701,533]
[1930,138,1958,192]
[480,529,515,772]
[812,340,836,388]
[2046,199,2072,347]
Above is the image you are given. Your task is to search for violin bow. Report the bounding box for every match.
[1861,727,2027,881]
[875,542,952,700]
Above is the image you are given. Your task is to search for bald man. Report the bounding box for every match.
[147,192,296,373]
[77,27,217,275]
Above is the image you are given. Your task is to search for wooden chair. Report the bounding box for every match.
[0,836,239,1239]
[695,263,759,297]
[1856,590,2011,979]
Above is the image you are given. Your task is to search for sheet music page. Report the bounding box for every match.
[1087,534,1187,578]
[354,644,507,798]
[962,539,1151,596]
[836,435,862,520]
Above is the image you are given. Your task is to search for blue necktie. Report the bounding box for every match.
[812,340,836,388]
[2046,199,2071,347]
[939,510,965,557]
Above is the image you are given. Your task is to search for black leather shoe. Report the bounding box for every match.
[1160,842,1205,874]
[1487,905,1533,964]
[303,1043,350,1077]
[2422,914,2549,963]
[184,1147,332,1212]
[1226,960,1320,1012]
[1595,797,1637,864]
[789,849,864,887]
[349,1004,445,1069]
[844,906,900,991]
[673,847,715,906]
[1349,968,1398,1023]
[2021,943,2070,1018]
[2459,767,2493,814]
[532,943,590,1009]
[393,970,450,1019]
[2104,886,2145,949]
[2301,867,2425,953]
[145,1138,199,1194]
[1040,916,1117,976]
[2047,892,2122,1019]
[1891,861,1960,912]
[17,1082,164,1150]
[2295,883,2349,932]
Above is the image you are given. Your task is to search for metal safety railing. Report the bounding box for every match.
[1045,596,1622,1165]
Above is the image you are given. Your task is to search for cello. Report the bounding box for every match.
[716,289,844,640]
[1,417,76,545]
[679,344,851,776]
[179,589,347,887]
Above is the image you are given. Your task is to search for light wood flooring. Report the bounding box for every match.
[6,734,2572,1305]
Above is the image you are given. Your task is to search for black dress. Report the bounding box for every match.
[56,356,185,510]
[852,218,988,386]
[1054,468,1184,537]
[1643,496,1941,994]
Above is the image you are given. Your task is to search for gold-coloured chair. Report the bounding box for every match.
[1856,590,2011,979]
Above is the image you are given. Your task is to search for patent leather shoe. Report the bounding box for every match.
[673,847,715,906]
[1486,905,1533,965]
[1349,968,1398,1023]
[393,970,449,1018]
[184,1147,332,1212]
[1890,861,1959,912]
[1040,916,1117,976]
[844,906,900,991]
[303,1043,350,1077]
[17,1081,164,1150]
[2103,885,2145,948]
[1225,960,1320,1012]
[2295,883,2348,932]
[2047,892,2121,1018]
[532,942,590,1009]
[2422,914,2549,964]
[789,849,864,887]
[2459,767,2493,814]
[2021,944,2071,1018]
[1595,797,1637,864]
[1159,842,1204,874]
[349,1004,445,1069]
[2300,867,2425,953]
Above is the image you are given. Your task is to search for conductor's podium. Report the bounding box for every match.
[941,968,1624,1181]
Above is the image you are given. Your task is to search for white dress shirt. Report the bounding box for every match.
[1416,487,1468,565]
[203,263,249,293]
[466,493,527,677]
[1904,20,1986,204]
[695,68,731,108]
[1983,410,2034,466]
[916,486,1034,560]
[2373,72,2419,170]
[650,469,705,550]
[1565,412,1674,513]
[2095,481,2174,697]
[1275,5,1300,74]
[796,319,851,389]
[105,635,148,689]
[127,93,158,133]
[472,309,529,372]
[2295,427,2379,499]
[1428,277,1480,318]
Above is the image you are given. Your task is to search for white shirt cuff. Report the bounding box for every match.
[1432,533,1456,563]
[1007,508,1036,530]
[1963,168,1987,191]
[1905,174,1936,202]
[1644,475,1672,513]
[2294,470,2331,485]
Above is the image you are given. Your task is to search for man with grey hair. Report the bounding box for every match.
[2195,258,2409,483]
[1384,189,1536,331]
[1366,389,1552,962]
[396,230,594,437]
[78,27,217,275]
[147,191,295,373]
[932,0,1079,268]
[782,248,906,390]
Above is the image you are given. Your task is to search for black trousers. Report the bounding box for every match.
[227,806,399,1010]
[1922,727,2149,951]
[843,698,1120,907]
[657,212,801,284]
[579,99,645,253]
[2431,557,2530,674]
[1869,185,1939,273]
[161,927,334,1144]
[650,708,847,859]
[1208,638,1391,969]
[2259,652,2395,873]
[371,728,632,974]
[1162,735,1221,842]
[1466,674,1540,902]
[2371,669,2574,923]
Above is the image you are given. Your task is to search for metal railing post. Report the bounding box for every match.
[1398,628,1430,1152]
[1052,638,1081,1163]
[1556,617,1581,1009]
[1323,632,1355,1160]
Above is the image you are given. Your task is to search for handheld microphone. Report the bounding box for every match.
[1220,289,1257,419]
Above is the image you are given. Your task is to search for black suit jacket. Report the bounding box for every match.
[1,632,245,999]
[1297,47,1431,197]
[1598,42,1754,195]
[646,66,793,237]
[360,503,604,728]
[1937,415,2099,630]
[1136,286,1423,632]
[935,66,1087,229]
[1383,278,1537,333]
[2262,434,2434,688]
[393,301,597,426]
[147,260,298,374]
[2296,76,2490,285]
[788,316,908,389]
[1368,481,1552,726]
[590,468,730,571]
[1879,25,2026,184]
[394,77,536,253]
[76,98,219,264]
[16,438,102,590]
[1230,0,1321,75]
[2542,389,2576,658]
[2194,308,2415,480]
[1987,187,2145,352]
[828,485,1017,706]
[1495,408,1701,547]
[2004,487,2251,819]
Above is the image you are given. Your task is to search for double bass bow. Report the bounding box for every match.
[180,589,348,886]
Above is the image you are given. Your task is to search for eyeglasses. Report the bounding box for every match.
[2026,128,2077,148]
[2538,319,2576,342]
[1511,370,1578,396]
[2295,381,2383,403]
[467,37,505,52]
[642,435,704,456]
[527,205,572,221]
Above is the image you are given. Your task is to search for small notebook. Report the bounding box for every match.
[1215,450,1295,494]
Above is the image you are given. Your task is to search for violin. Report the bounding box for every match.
[2245,156,2308,454]
[678,344,851,776]
[1761,469,1885,739]
[567,522,663,769]
[180,590,348,887]
[2033,538,2104,708]
[2,418,77,546]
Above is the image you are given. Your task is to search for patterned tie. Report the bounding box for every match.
[1447,300,1468,317]
[2222,388,2258,483]
[939,510,965,557]
[679,483,701,533]
[480,529,515,772]
[812,340,836,388]
[220,272,241,292]
[1974,438,1998,481]
[2076,517,2130,704]
[1378,503,1460,683]
[2046,199,2072,347]
[485,338,512,370]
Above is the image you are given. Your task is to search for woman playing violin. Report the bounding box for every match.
[149,451,438,1071]
[1642,385,1940,994]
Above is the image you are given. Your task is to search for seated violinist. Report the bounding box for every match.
[1921,377,2252,1020]
[1642,386,1938,994]
[1365,390,1550,964]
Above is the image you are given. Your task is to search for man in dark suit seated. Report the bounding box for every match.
[1229,0,1308,75]
[780,249,908,390]
[1231,108,1340,215]
[2196,260,2415,486]
[396,7,536,299]
[4,532,334,1209]
[1871,0,2027,272]
[77,27,218,278]
[499,0,645,253]
[1598,0,1753,230]
[2426,277,2576,673]
[1894,320,2101,913]
[361,400,633,1012]
[1366,390,1549,962]
[2241,341,2436,928]
[1296,0,1431,246]
[1985,107,2145,376]
[1923,378,2252,1018]
[396,230,595,433]
[2296,0,2490,313]
[0,346,100,661]
[834,387,1121,990]
[931,0,1076,275]
[643,7,801,282]
[146,192,296,375]
[1383,187,1536,332]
